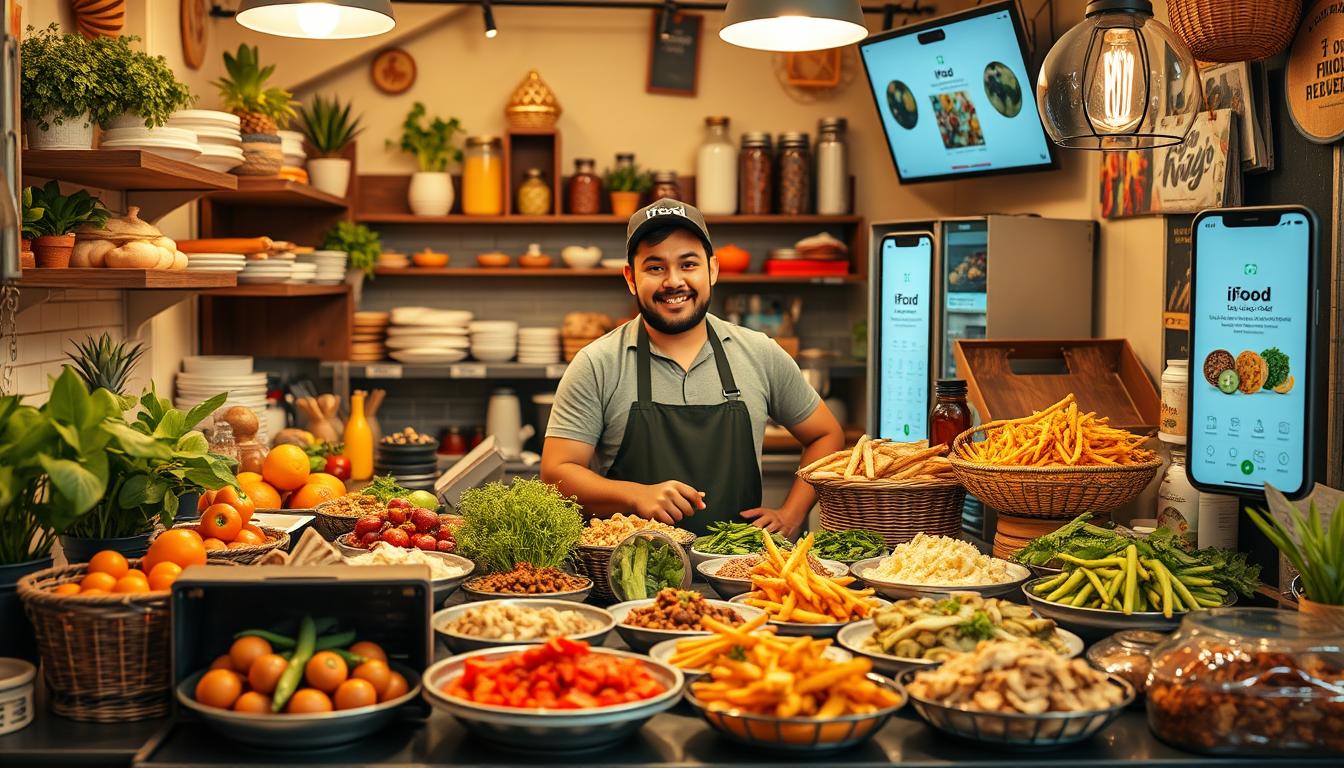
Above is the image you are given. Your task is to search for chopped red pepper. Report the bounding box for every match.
[442,639,667,710]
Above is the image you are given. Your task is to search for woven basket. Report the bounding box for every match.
[311,497,383,541]
[949,427,1162,519]
[152,524,289,565]
[17,560,233,722]
[805,475,966,548]
[572,528,695,604]
[1167,0,1301,62]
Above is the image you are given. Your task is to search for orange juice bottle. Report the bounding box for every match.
[344,392,373,481]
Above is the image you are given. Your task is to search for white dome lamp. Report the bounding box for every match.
[1036,0,1200,150]
[236,0,395,40]
[720,0,868,53]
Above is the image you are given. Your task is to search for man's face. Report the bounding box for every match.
[625,229,717,335]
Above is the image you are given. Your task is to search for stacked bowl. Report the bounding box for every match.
[516,327,561,365]
[237,258,293,284]
[168,110,242,173]
[375,438,438,491]
[287,262,317,284]
[278,130,306,169]
[100,114,201,162]
[469,321,518,363]
[387,307,473,364]
[174,356,270,443]
[301,250,348,285]
[184,253,245,275]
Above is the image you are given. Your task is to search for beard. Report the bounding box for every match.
[637,285,711,335]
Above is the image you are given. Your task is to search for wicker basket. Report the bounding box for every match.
[153,524,289,565]
[312,497,382,541]
[571,528,695,604]
[805,475,966,548]
[17,560,233,722]
[949,428,1162,519]
[1167,0,1301,62]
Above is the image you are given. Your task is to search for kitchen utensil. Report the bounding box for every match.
[485,389,534,458]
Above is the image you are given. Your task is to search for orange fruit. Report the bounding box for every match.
[381,671,409,702]
[233,528,265,546]
[248,654,288,694]
[214,486,256,525]
[305,473,346,497]
[79,571,117,593]
[147,562,183,591]
[195,669,243,709]
[87,550,129,579]
[240,479,282,510]
[241,523,265,539]
[232,691,270,714]
[142,529,207,574]
[352,660,391,697]
[286,688,333,714]
[236,471,263,486]
[262,444,310,491]
[79,588,108,596]
[197,489,218,513]
[210,655,234,671]
[334,678,378,710]
[229,636,273,674]
[202,538,227,551]
[287,482,339,510]
[348,641,387,663]
[200,503,243,542]
[304,651,348,693]
[52,583,81,596]
[125,568,147,580]
[113,573,149,593]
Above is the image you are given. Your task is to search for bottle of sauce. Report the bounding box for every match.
[1157,449,1198,544]
[567,158,602,214]
[816,117,849,215]
[696,116,737,214]
[343,391,374,481]
[462,135,504,215]
[929,379,971,448]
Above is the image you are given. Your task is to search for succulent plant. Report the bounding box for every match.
[295,94,363,157]
[67,332,145,395]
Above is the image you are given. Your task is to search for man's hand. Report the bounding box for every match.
[630,481,705,525]
[740,507,802,539]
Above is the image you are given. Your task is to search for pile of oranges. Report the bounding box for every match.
[236,443,347,512]
[195,486,264,550]
[52,529,208,596]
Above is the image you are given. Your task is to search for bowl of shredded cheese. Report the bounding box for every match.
[343,543,475,605]
[849,534,1030,599]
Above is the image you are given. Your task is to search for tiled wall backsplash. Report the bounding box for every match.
[8,290,129,404]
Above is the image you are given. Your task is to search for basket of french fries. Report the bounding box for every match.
[798,438,965,547]
[948,394,1161,518]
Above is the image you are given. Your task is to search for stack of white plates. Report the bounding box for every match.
[170,110,243,173]
[517,327,561,364]
[278,130,306,168]
[469,320,519,363]
[287,262,318,284]
[299,250,347,285]
[186,253,246,274]
[174,357,270,443]
[386,307,474,364]
[238,260,294,284]
[100,124,202,162]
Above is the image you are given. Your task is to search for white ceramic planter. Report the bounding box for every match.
[105,112,145,130]
[408,171,453,216]
[25,112,94,150]
[307,157,352,198]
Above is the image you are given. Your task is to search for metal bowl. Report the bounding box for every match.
[899,668,1134,748]
[684,673,905,753]
[337,539,474,606]
[1021,577,1238,637]
[422,646,684,752]
[696,556,848,600]
[836,619,1086,678]
[648,637,851,680]
[432,599,615,654]
[175,663,422,749]
[728,593,889,638]
[607,598,766,653]
[849,556,1032,600]
[460,577,593,604]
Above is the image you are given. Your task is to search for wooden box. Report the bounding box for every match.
[503,128,562,215]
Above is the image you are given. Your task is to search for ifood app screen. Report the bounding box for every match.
[861,10,1051,179]
[1190,213,1309,492]
[879,238,932,440]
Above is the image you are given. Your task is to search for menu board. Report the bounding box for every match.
[875,234,934,440]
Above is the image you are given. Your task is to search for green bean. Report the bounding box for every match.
[1094,568,1123,579]
[272,616,315,713]
[1122,545,1138,615]
[1144,587,1163,610]
[314,630,356,651]
[1034,572,1069,593]
[1070,582,1096,607]
[1047,570,1087,602]
[1104,570,1126,608]
[313,617,339,635]
[1168,569,1202,613]
[233,629,296,649]
[1057,554,1126,569]
[1134,558,1151,581]
[1178,576,1215,587]
[1175,565,1215,576]
[328,649,369,667]
[1145,558,1175,619]
[1079,567,1113,605]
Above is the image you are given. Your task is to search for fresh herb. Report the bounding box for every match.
[1247,496,1344,605]
[812,529,886,562]
[320,221,381,277]
[20,25,102,129]
[455,478,584,572]
[1261,347,1290,389]
[93,34,194,128]
[935,598,962,616]
[693,521,790,555]
[360,475,410,503]
[388,102,462,172]
[1014,513,1124,565]
[957,610,996,641]
[613,535,685,599]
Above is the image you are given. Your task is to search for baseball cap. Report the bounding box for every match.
[625,198,714,260]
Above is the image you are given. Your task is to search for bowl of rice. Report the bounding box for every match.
[849,534,1029,600]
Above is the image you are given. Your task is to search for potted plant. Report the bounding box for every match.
[320,221,381,278]
[67,332,146,396]
[296,94,362,198]
[604,163,653,219]
[19,187,43,269]
[389,102,462,216]
[27,181,110,268]
[1248,484,1344,623]
[214,44,294,176]
[19,25,102,149]
[0,395,62,661]
[95,34,194,131]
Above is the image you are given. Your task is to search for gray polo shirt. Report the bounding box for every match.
[546,314,822,473]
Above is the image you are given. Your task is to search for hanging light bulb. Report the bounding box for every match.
[295,2,341,37]
[1096,28,1140,133]
[482,0,498,38]
[236,0,396,40]
[720,0,868,53]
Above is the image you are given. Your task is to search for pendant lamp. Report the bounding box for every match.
[236,0,395,40]
[1035,0,1199,150]
[720,0,868,52]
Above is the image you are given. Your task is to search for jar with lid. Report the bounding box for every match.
[696,116,737,214]
[815,117,849,215]
[1146,608,1344,754]
[929,379,971,448]
[462,135,504,215]
[1086,629,1165,700]
[207,419,238,463]
[516,168,552,215]
[1156,449,1198,543]
[1158,358,1188,443]
[777,132,811,215]
[651,170,681,201]
[567,158,602,215]
[614,152,635,171]
[739,132,773,215]
[438,426,467,456]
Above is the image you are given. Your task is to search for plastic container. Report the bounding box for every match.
[0,657,36,735]
[1146,608,1344,754]
[1086,629,1165,700]
[1156,449,1197,544]
[1158,359,1188,443]
[696,116,736,214]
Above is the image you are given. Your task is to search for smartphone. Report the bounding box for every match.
[1187,206,1319,498]
[869,232,936,440]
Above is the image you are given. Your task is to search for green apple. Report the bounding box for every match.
[408,490,439,510]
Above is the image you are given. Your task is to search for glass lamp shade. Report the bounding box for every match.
[719,0,868,52]
[1035,0,1200,150]
[236,0,395,40]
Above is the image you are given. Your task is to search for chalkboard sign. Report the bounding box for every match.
[647,11,702,97]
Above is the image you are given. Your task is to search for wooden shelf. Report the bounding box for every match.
[357,212,862,225]
[200,283,350,297]
[22,150,236,192]
[17,268,236,290]
[371,267,862,284]
[323,356,866,382]
[206,178,348,208]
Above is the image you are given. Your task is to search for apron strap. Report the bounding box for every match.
[705,321,741,400]
[635,319,741,403]
[636,322,653,406]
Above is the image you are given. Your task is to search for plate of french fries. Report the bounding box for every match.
[648,617,852,679]
[799,437,957,484]
[728,533,888,637]
[952,394,1157,469]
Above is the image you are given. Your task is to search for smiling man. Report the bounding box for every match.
[540,199,845,538]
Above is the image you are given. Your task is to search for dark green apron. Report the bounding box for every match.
[605,321,763,537]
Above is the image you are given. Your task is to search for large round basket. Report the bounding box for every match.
[310,496,379,541]
[572,528,695,604]
[805,475,964,549]
[154,524,289,565]
[1167,0,1300,63]
[17,560,233,722]
[948,427,1162,519]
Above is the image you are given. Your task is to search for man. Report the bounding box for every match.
[540,198,845,538]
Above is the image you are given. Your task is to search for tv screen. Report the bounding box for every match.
[859,1,1055,184]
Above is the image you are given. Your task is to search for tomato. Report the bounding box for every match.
[381,671,409,703]
[143,529,207,573]
[324,455,352,481]
[286,688,333,714]
[304,651,348,693]
[248,653,288,694]
[334,678,378,710]
[232,691,270,714]
[348,641,386,663]
[87,550,129,579]
[352,660,391,697]
[232,528,265,546]
[440,639,665,710]
[214,486,256,525]
[229,636,272,674]
[197,489,218,513]
[195,669,243,709]
[200,503,242,542]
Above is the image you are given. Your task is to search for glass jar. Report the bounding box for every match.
[462,135,504,215]
[1157,449,1198,544]
[516,168,551,215]
[652,170,681,201]
[696,116,737,214]
[816,116,849,215]
[1086,629,1165,700]
[1158,358,1188,443]
[739,132,772,215]
[614,152,635,171]
[1146,608,1344,754]
[207,420,238,462]
[929,379,971,448]
[777,132,811,215]
[567,158,602,215]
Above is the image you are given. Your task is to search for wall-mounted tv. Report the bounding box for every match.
[858,1,1055,184]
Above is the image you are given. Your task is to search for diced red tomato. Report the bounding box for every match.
[440,640,666,710]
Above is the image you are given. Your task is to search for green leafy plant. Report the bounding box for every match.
[19,24,105,129]
[320,221,381,277]
[388,102,462,172]
[603,164,654,194]
[67,332,145,395]
[214,44,295,134]
[27,181,110,237]
[93,34,194,128]
[1261,347,1290,389]
[20,187,44,241]
[1247,499,1344,605]
[295,94,363,157]
[455,478,584,572]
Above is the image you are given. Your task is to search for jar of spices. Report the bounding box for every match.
[929,378,971,448]
[696,116,737,214]
[652,170,681,201]
[1086,629,1164,700]
[462,135,504,215]
[1158,358,1188,444]
[816,117,849,215]
[438,426,467,457]
[777,132,811,215]
[739,132,773,215]
[516,168,552,215]
[567,158,602,215]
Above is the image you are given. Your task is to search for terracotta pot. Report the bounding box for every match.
[20,239,34,269]
[32,234,75,268]
[610,191,641,219]
[1298,596,1344,629]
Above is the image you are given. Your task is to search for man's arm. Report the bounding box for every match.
[740,402,844,537]
[541,436,706,524]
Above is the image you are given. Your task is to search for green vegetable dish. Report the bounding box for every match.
[611,534,687,600]
[454,478,584,572]
[693,521,790,555]
[812,529,886,562]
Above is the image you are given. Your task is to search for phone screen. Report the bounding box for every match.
[1188,209,1312,495]
[876,234,934,440]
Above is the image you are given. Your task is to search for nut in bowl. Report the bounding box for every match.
[432,599,615,654]
[608,588,766,653]
[461,562,593,603]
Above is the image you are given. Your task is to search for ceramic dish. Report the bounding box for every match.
[834,619,1085,677]
[432,598,615,654]
[460,577,593,604]
[607,597,766,653]
[848,556,1032,600]
[647,637,851,680]
[696,556,848,600]
[728,593,890,638]
[1021,577,1238,637]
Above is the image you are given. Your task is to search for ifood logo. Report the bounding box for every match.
[1244,263,1258,275]
[1227,286,1271,302]
[645,205,686,219]
[891,292,919,305]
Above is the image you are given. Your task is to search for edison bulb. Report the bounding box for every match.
[296,2,341,38]
[1091,28,1142,133]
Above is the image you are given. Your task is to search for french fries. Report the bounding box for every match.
[799,437,955,482]
[955,394,1155,467]
[740,533,878,624]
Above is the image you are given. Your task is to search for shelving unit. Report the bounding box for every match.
[205,178,347,208]
[16,269,235,290]
[370,267,863,284]
[199,284,354,362]
[200,283,350,298]
[357,213,864,226]
[21,149,237,222]
[322,356,865,382]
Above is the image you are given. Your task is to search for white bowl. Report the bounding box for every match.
[170,109,240,126]
[468,320,519,333]
[560,247,602,269]
[432,599,616,655]
[385,337,470,351]
[181,356,253,375]
[194,155,243,172]
[835,619,1085,677]
[600,259,626,270]
[849,556,1032,600]
[470,349,517,363]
